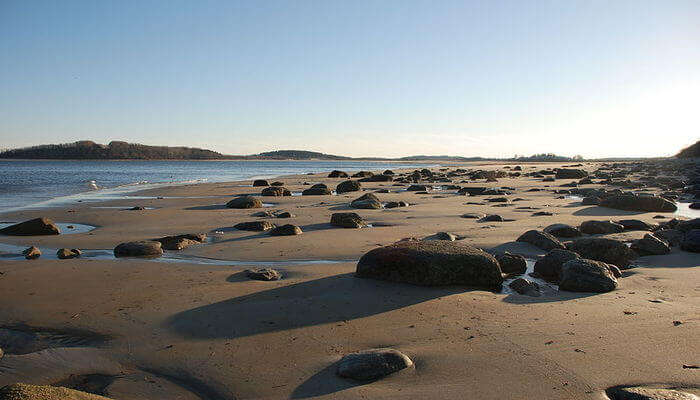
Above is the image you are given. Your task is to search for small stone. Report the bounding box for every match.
[22,246,41,260]
[337,348,413,381]
[269,224,303,236]
[245,268,281,281]
[57,248,81,259]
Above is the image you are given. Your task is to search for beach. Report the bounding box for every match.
[0,161,698,399]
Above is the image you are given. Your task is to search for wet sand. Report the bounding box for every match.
[0,162,698,399]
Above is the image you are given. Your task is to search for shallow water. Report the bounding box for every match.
[500,259,559,296]
[675,202,699,219]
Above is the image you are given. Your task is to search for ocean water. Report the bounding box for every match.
[0,160,431,213]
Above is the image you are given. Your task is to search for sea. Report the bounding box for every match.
[0,159,433,214]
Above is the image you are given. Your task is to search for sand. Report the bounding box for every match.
[0,161,697,399]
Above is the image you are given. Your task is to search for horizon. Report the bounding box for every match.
[1,1,699,158]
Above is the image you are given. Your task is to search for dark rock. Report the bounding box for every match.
[689,202,700,210]
[383,169,395,175]
[532,211,554,216]
[600,194,677,212]
[155,233,206,250]
[337,348,413,381]
[234,221,276,231]
[351,193,382,209]
[559,258,618,292]
[261,186,291,196]
[432,232,457,241]
[616,219,654,231]
[114,241,163,257]
[606,385,699,400]
[534,249,580,282]
[226,196,263,208]
[385,201,408,208]
[565,238,637,268]
[480,214,504,222]
[351,171,374,178]
[22,246,41,260]
[328,170,349,178]
[582,196,601,205]
[678,218,700,232]
[407,184,429,191]
[0,218,60,236]
[336,180,362,194]
[356,241,504,289]
[461,213,486,219]
[252,179,269,187]
[580,220,625,235]
[631,234,670,255]
[458,187,486,196]
[128,206,145,210]
[269,224,302,236]
[245,268,281,281]
[270,181,285,186]
[496,252,527,274]
[681,229,700,252]
[302,183,332,195]
[654,228,684,246]
[509,278,541,296]
[331,212,365,228]
[57,248,81,259]
[360,174,393,182]
[544,223,581,238]
[516,230,565,251]
[556,169,588,179]
[276,211,294,218]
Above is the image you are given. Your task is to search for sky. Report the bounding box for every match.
[1,0,699,158]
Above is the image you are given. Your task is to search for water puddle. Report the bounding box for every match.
[0,222,96,235]
[675,202,699,219]
[500,258,559,296]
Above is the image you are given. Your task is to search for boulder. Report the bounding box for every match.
[480,214,504,222]
[245,268,281,281]
[534,249,580,282]
[407,184,429,191]
[114,241,163,258]
[458,187,487,196]
[509,278,541,296]
[328,170,349,178]
[565,238,637,268]
[234,221,276,231]
[432,232,457,241]
[383,169,395,175]
[516,230,565,251]
[606,385,699,400]
[555,169,588,179]
[261,186,291,196]
[360,174,393,182]
[0,218,60,236]
[681,229,700,253]
[331,212,365,228]
[582,196,601,205]
[302,184,332,195]
[580,220,625,235]
[336,180,362,194]
[0,383,113,400]
[154,233,205,250]
[356,241,503,289]
[496,252,527,275]
[351,193,382,209]
[616,219,654,231]
[631,234,670,255]
[654,229,684,247]
[276,211,294,218]
[269,224,302,236]
[57,248,81,259]
[600,194,677,212]
[559,258,618,293]
[678,218,700,232]
[337,348,413,381]
[227,196,263,208]
[385,201,408,208]
[351,171,374,178]
[544,223,581,238]
[252,179,269,187]
[22,246,41,260]
[270,181,285,186]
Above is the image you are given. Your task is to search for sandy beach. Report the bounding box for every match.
[0,161,698,399]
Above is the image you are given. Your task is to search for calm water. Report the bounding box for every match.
[0,160,430,213]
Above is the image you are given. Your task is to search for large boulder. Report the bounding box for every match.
[580,220,625,235]
[302,183,332,195]
[533,249,580,282]
[544,223,581,238]
[559,258,618,293]
[555,169,588,179]
[261,186,291,196]
[600,194,677,212]
[351,193,382,209]
[227,196,263,208]
[0,383,113,400]
[114,241,163,258]
[331,212,365,228]
[0,218,60,236]
[496,252,527,275]
[328,170,349,178]
[269,224,302,236]
[337,348,413,381]
[681,229,700,253]
[631,234,670,255]
[565,238,637,268]
[654,229,684,247]
[336,180,362,194]
[616,219,654,231]
[356,241,503,289]
[516,230,565,251]
[360,174,393,182]
[234,221,276,231]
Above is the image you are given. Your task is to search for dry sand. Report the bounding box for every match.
[0,162,698,399]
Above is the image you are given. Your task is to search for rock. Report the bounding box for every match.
[0,218,60,236]
[565,237,637,268]
[302,183,332,195]
[534,249,580,282]
[360,174,393,182]
[509,278,541,296]
[57,248,81,259]
[544,223,581,238]
[582,196,601,205]
[654,229,684,246]
[480,214,504,222]
[487,197,509,203]
[580,220,625,235]
[331,212,365,228]
[128,206,145,210]
[226,196,263,208]
[516,230,565,251]
[690,202,700,210]
[261,186,291,196]
[433,232,457,241]
[351,171,374,178]
[383,169,395,175]
[616,219,654,231]
[606,385,699,400]
[458,187,487,196]
[337,348,413,381]
[154,233,206,250]
[276,211,294,218]
[0,383,113,400]
[270,181,285,186]
[269,224,302,236]
[532,211,554,216]
[385,201,408,208]
[252,179,269,186]
[336,180,362,194]
[600,194,677,212]
[234,221,276,231]
[351,193,382,209]
[356,241,503,289]
[496,252,527,274]
[555,168,588,179]
[22,246,41,260]
[328,170,349,178]
[461,213,486,219]
[245,268,281,281]
[681,229,700,252]
[114,241,163,258]
[559,258,618,292]
[407,184,429,191]
[631,234,670,255]
[678,218,700,232]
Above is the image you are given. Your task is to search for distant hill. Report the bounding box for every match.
[0,141,224,160]
[676,140,700,158]
[248,150,351,160]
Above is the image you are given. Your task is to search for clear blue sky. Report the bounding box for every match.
[1,0,698,158]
